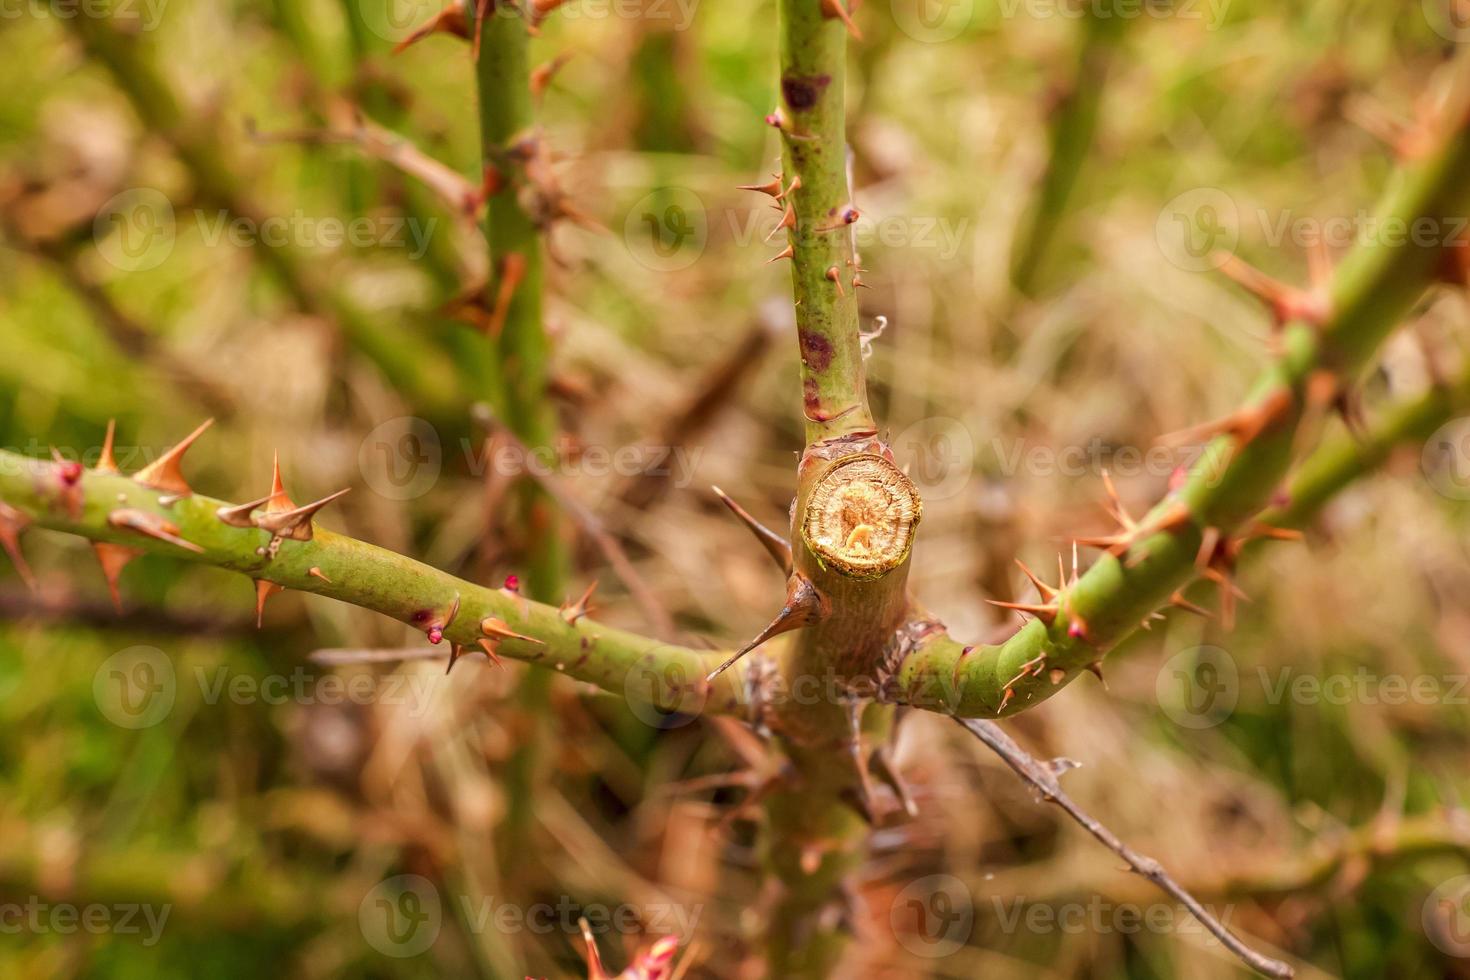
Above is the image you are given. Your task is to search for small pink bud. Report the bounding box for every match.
[503,574,520,592]
[427,626,443,644]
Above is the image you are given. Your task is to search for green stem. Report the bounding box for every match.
[889,60,1470,719]
[472,5,567,602]
[0,449,739,715]
[777,0,875,443]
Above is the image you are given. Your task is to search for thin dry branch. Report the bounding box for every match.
[954,717,1294,978]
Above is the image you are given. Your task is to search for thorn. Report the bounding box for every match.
[1169,590,1213,618]
[530,51,573,99]
[473,639,504,668]
[1157,386,1294,449]
[485,253,527,339]
[767,243,795,264]
[560,580,598,625]
[471,0,491,60]
[107,509,204,553]
[133,419,213,495]
[1195,526,1222,570]
[481,617,544,645]
[215,494,271,528]
[706,573,831,681]
[764,205,797,242]
[845,700,879,822]
[393,0,470,54]
[1085,661,1106,687]
[1217,254,1329,328]
[852,272,867,289]
[92,542,141,611]
[579,916,609,980]
[1015,559,1059,600]
[0,502,37,592]
[445,643,467,674]
[254,579,283,628]
[820,0,862,37]
[778,175,802,200]
[986,598,1058,625]
[872,744,918,818]
[254,488,352,543]
[825,265,845,296]
[308,566,332,583]
[1247,522,1304,543]
[738,175,784,197]
[95,420,120,475]
[424,594,461,645]
[712,486,793,574]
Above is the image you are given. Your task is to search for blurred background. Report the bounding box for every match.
[2,0,1470,976]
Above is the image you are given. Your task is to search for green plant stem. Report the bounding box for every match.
[471,4,570,868]
[1269,366,1470,529]
[777,0,875,443]
[888,62,1470,719]
[0,450,740,714]
[757,5,910,974]
[472,6,566,603]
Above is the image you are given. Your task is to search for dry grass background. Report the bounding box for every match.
[1,0,1470,977]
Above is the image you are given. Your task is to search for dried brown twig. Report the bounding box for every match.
[955,717,1296,979]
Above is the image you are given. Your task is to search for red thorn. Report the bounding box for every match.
[712,486,793,575]
[559,581,598,625]
[820,0,863,38]
[767,243,795,264]
[986,598,1058,625]
[107,509,204,553]
[254,579,284,628]
[706,573,830,681]
[0,502,37,592]
[738,175,784,197]
[308,566,332,583]
[93,542,142,611]
[95,420,120,475]
[134,419,214,495]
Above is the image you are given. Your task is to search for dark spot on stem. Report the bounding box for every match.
[782,74,830,111]
[799,330,835,371]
